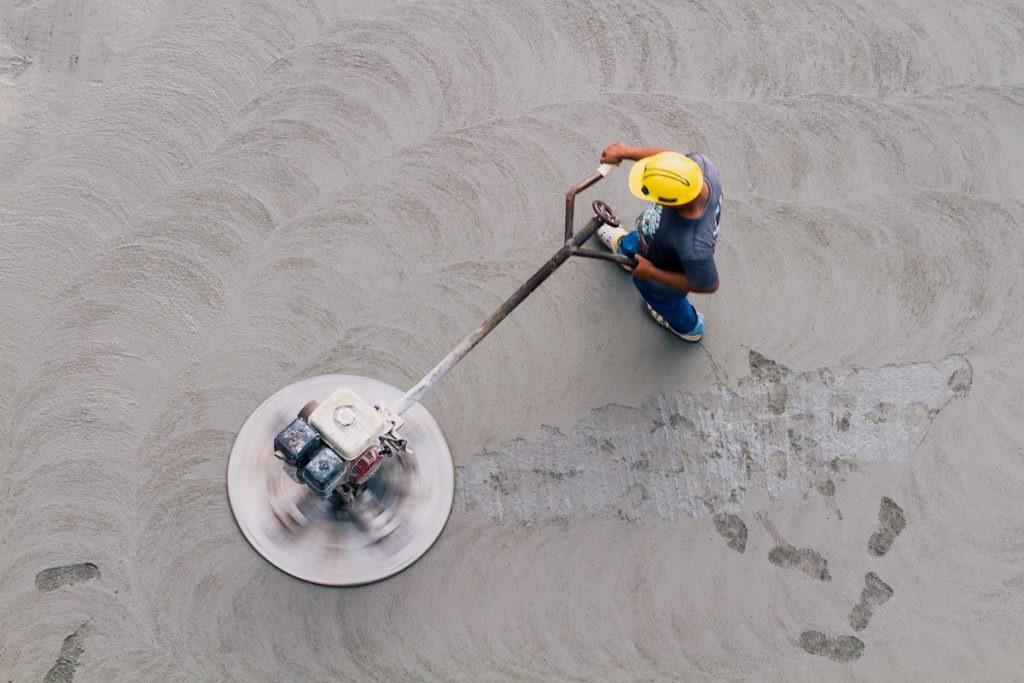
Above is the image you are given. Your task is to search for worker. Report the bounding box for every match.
[597,143,722,342]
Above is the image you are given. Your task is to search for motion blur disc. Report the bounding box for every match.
[227,375,454,586]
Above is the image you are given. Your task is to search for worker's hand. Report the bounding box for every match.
[600,142,630,165]
[631,254,658,281]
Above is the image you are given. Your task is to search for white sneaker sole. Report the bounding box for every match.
[644,302,703,342]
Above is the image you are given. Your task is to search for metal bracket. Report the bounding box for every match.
[375,402,413,456]
[571,247,637,267]
[565,198,635,267]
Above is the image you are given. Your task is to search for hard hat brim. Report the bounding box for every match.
[628,152,703,206]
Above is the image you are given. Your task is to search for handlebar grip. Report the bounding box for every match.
[596,163,616,177]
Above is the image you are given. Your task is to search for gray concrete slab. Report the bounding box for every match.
[2,0,1023,680]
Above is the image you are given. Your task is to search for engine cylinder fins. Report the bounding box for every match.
[297,400,319,421]
[227,375,454,586]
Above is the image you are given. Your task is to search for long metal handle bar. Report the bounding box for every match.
[393,215,605,415]
[392,165,615,416]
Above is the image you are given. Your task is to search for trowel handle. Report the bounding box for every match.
[394,162,620,417]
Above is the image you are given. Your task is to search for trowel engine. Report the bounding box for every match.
[228,162,622,584]
[273,386,411,498]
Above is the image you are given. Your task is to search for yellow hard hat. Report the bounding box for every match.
[628,152,703,206]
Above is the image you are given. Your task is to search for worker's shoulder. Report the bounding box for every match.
[684,151,720,177]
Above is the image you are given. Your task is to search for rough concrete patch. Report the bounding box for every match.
[798,630,865,662]
[44,623,88,683]
[35,563,100,592]
[713,513,748,552]
[455,356,971,523]
[624,483,650,515]
[868,497,907,556]
[849,572,894,631]
[865,402,895,424]
[766,384,789,415]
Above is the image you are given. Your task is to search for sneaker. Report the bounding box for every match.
[596,223,631,271]
[644,302,704,342]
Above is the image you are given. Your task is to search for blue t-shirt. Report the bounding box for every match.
[634,152,722,292]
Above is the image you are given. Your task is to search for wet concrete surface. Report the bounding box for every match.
[3,0,1024,680]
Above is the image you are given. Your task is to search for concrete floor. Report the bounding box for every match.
[2,1,1023,680]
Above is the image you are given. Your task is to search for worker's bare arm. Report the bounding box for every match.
[601,142,673,164]
[631,255,719,294]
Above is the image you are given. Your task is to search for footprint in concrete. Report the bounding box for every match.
[35,563,100,592]
[757,512,831,581]
[455,355,970,523]
[798,630,865,662]
[713,513,748,553]
[749,351,791,415]
[768,544,831,581]
[947,362,972,397]
[44,622,88,683]
[868,497,906,556]
[816,478,843,520]
[748,350,791,383]
[0,43,31,80]
[849,572,894,631]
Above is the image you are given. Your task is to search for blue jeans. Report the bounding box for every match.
[617,231,699,333]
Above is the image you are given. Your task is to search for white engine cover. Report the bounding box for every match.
[308,386,386,460]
